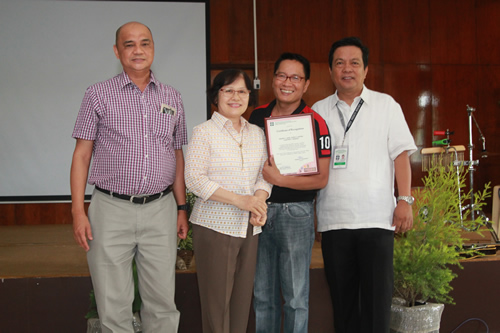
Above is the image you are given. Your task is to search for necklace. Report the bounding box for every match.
[226,127,244,170]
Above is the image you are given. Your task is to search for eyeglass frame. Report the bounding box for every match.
[274,72,305,83]
[219,88,251,98]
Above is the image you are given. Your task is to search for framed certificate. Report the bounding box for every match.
[264,113,319,176]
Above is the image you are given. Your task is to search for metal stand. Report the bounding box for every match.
[422,105,497,240]
[456,105,495,237]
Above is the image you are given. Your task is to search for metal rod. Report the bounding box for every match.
[447,146,464,223]
[467,105,476,223]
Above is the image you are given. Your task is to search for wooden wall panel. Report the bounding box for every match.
[383,64,433,187]
[381,0,430,64]
[430,0,477,64]
[431,65,477,147]
[0,203,87,226]
[255,0,284,62]
[209,0,231,64]
[383,64,432,147]
[306,62,335,107]
[331,0,383,65]
[231,0,256,63]
[279,0,335,62]
[476,0,500,65]
[476,65,500,154]
[475,65,500,212]
[210,0,254,64]
[0,205,16,226]
[363,63,385,95]
[252,62,275,106]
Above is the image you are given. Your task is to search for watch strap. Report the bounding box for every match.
[397,196,414,205]
[177,204,189,211]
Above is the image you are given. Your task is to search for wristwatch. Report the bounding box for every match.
[397,196,415,205]
[177,204,189,211]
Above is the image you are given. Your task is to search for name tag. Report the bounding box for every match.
[332,146,348,169]
[161,103,176,116]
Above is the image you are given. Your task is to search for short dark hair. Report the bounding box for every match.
[328,37,369,69]
[274,53,311,80]
[207,69,256,107]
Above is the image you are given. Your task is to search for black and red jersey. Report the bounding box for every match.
[249,99,332,203]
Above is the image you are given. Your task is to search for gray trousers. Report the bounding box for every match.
[87,188,180,333]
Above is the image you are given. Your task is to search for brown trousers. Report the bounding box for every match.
[192,223,259,333]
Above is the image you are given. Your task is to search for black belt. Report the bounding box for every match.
[95,186,172,204]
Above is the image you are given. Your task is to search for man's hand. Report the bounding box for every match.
[72,212,93,252]
[177,210,189,239]
[393,152,413,233]
[392,201,413,233]
[262,155,284,186]
[70,139,94,252]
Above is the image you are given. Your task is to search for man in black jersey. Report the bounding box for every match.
[249,53,332,333]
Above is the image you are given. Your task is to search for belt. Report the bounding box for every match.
[95,186,173,204]
[266,200,314,205]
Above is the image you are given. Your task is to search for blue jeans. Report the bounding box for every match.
[254,201,315,333]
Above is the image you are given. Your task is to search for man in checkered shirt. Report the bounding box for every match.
[70,21,188,333]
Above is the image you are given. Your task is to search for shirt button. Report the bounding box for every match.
[143,176,147,180]
[145,154,148,158]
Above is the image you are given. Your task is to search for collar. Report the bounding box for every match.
[263,99,308,116]
[211,111,248,132]
[332,85,370,108]
[118,71,157,90]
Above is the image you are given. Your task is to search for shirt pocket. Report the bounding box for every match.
[151,112,174,140]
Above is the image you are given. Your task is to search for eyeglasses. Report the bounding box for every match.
[219,88,250,98]
[274,72,305,83]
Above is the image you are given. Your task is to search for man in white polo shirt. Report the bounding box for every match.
[312,37,417,333]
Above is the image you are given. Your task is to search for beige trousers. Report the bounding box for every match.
[87,189,179,333]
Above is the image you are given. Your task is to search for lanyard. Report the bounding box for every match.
[336,99,364,145]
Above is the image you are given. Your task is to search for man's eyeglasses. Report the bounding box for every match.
[274,73,305,83]
[220,88,250,98]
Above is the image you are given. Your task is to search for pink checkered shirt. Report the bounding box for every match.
[72,71,188,195]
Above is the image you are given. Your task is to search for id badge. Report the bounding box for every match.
[332,146,348,169]
[161,103,177,116]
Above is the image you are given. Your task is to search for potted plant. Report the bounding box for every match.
[391,161,490,333]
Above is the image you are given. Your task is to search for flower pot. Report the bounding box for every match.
[177,249,194,269]
[390,297,444,333]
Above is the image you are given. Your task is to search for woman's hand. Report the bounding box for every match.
[235,195,267,217]
[250,211,267,227]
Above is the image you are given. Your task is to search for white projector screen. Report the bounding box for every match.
[0,0,209,202]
